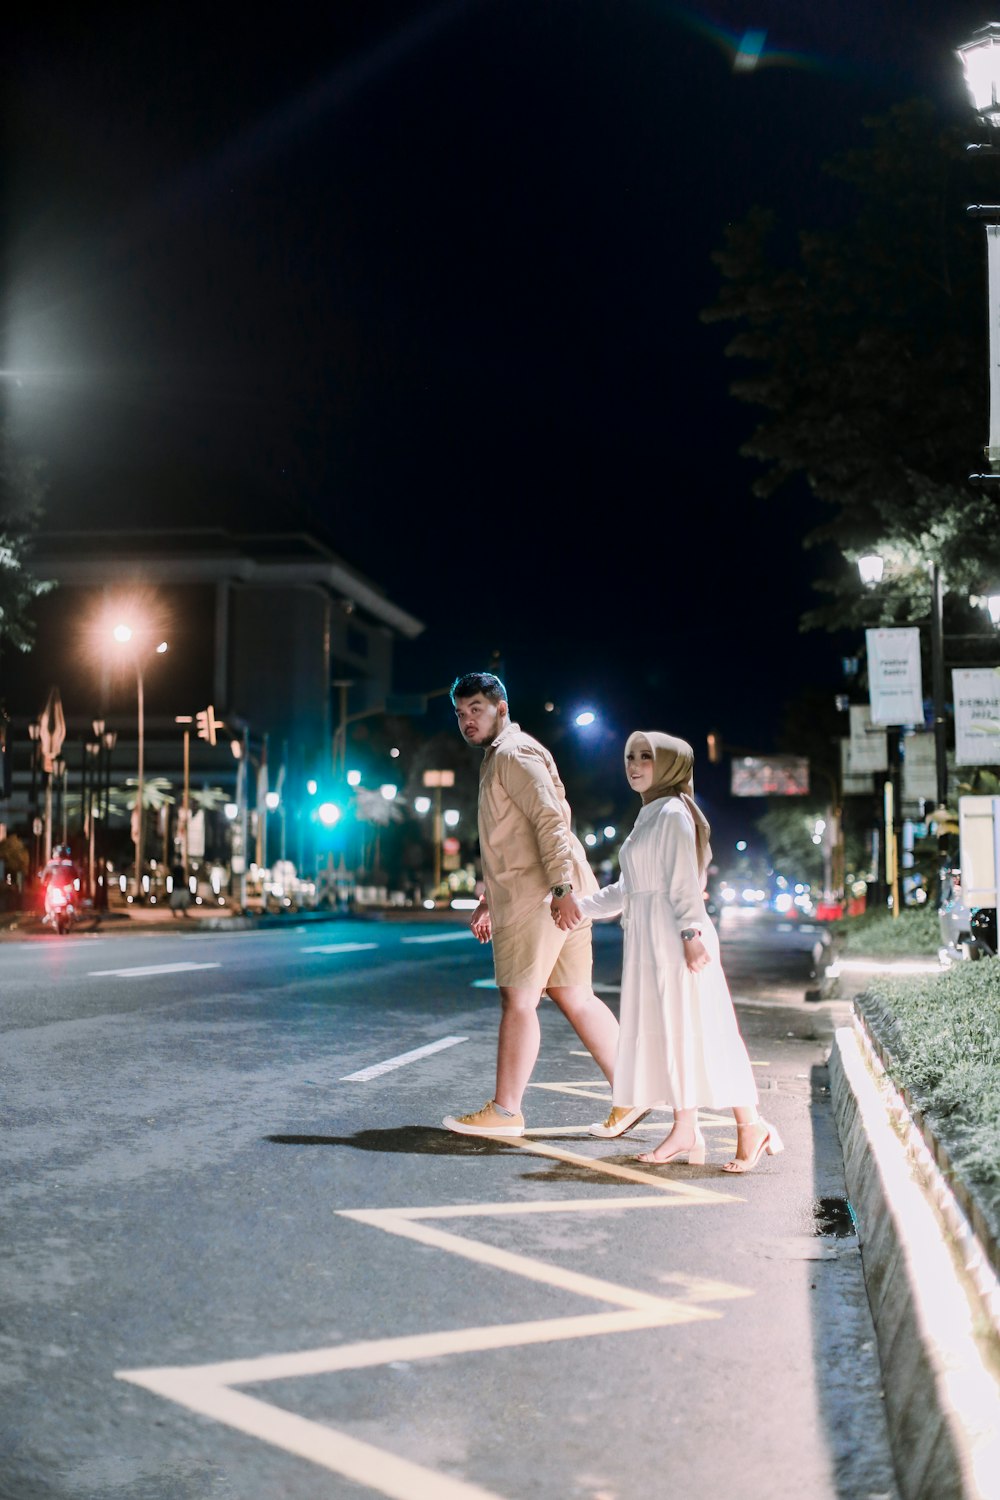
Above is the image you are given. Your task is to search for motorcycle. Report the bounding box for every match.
[43,879,78,935]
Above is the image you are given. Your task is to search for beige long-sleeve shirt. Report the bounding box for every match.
[478,720,597,929]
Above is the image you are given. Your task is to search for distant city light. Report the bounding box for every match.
[306,779,318,795]
[736,840,748,852]
[318,802,341,826]
[603,826,616,839]
[414,796,431,815]
[585,833,598,847]
[224,803,238,821]
[390,747,400,759]
[443,808,460,827]
[346,769,362,787]
[380,784,398,801]
[265,791,280,810]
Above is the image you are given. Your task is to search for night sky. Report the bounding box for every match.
[4,0,993,822]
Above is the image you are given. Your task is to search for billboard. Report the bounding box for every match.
[730,756,809,797]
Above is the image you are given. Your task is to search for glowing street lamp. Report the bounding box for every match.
[958,24,1000,126]
[857,554,885,587]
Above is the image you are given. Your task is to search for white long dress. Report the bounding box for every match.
[577,796,758,1111]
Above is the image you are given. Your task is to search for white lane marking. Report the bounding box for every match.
[88,961,222,978]
[400,931,475,944]
[117,1151,742,1500]
[340,1035,468,1082]
[302,942,379,955]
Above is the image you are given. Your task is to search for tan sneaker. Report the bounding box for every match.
[588,1105,650,1138]
[442,1100,525,1137]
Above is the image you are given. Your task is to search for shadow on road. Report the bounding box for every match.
[266,1126,518,1155]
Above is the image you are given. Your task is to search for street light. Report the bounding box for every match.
[958,28,1000,476]
[857,552,948,906]
[857,554,885,587]
[112,625,168,897]
[422,769,455,894]
[958,24,1000,127]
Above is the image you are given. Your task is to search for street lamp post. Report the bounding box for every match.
[857,553,952,903]
[958,27,1000,479]
[422,769,455,896]
[175,716,193,882]
[112,625,168,898]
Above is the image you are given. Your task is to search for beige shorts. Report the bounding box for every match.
[492,906,593,992]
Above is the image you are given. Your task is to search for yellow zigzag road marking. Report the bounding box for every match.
[117,1131,747,1500]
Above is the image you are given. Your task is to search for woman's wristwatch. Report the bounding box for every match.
[551,883,574,899]
[680,927,702,941]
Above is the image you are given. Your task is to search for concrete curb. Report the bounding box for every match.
[829,1020,1000,1500]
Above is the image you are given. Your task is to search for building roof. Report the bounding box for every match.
[31,528,425,639]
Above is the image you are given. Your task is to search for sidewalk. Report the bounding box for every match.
[825,946,1000,1500]
[0,897,469,940]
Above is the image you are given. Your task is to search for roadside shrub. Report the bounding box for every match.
[860,963,1000,1199]
[835,903,940,957]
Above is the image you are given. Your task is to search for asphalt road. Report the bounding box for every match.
[1,911,900,1500]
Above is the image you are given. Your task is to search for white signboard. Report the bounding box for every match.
[187,810,206,860]
[953,667,1000,766]
[902,731,937,802]
[840,738,874,796]
[866,628,924,726]
[848,705,888,772]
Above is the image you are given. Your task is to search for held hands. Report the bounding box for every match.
[551,893,584,931]
[470,900,492,944]
[683,934,711,973]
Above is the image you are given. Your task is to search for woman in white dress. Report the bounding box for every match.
[570,731,783,1172]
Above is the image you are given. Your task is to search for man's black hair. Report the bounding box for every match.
[450,671,508,706]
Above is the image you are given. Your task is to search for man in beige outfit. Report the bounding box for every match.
[443,672,643,1139]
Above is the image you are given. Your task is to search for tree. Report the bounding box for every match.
[0,420,51,658]
[703,101,1000,631]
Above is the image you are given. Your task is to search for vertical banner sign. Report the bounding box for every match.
[901,731,937,803]
[840,738,874,796]
[848,705,888,772]
[866,628,924,726]
[953,667,1000,766]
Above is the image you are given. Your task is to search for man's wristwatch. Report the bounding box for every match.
[551,884,574,899]
[680,927,702,941]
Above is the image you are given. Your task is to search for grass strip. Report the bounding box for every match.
[834,904,941,957]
